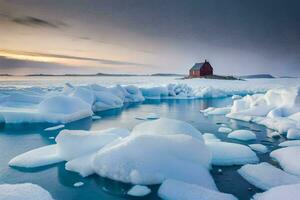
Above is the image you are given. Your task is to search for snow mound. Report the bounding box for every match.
[158,179,238,200]
[127,185,151,196]
[206,141,259,166]
[0,183,54,200]
[131,118,204,141]
[253,183,300,200]
[218,127,232,133]
[270,146,300,176]
[227,130,256,141]
[92,133,214,188]
[238,162,300,190]
[249,144,268,153]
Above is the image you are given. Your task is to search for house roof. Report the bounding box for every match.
[190,62,205,70]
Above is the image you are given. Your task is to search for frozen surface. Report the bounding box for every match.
[0,183,54,200]
[206,141,259,166]
[127,185,151,197]
[201,107,231,115]
[270,146,300,176]
[227,130,256,141]
[203,133,221,143]
[287,128,300,139]
[253,184,300,200]
[238,162,300,190]
[249,144,268,153]
[73,182,84,187]
[158,179,238,200]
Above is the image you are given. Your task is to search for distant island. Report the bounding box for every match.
[239,74,275,79]
[26,73,185,77]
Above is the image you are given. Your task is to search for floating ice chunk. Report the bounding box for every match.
[38,95,93,123]
[92,91,123,111]
[71,86,95,105]
[227,130,256,141]
[279,140,300,147]
[203,133,221,143]
[232,95,242,100]
[131,118,204,141]
[9,144,63,168]
[206,141,259,166]
[65,152,95,177]
[249,144,268,153]
[73,182,84,187]
[0,183,54,200]
[92,134,215,189]
[218,127,232,133]
[201,107,231,115]
[48,136,55,140]
[146,113,159,119]
[270,146,300,176]
[92,115,101,120]
[44,124,65,131]
[56,128,129,160]
[287,128,300,140]
[253,183,300,200]
[158,179,238,200]
[124,85,145,102]
[127,185,151,197]
[238,162,300,190]
[140,87,168,99]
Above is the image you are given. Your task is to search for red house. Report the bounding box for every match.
[189,60,213,78]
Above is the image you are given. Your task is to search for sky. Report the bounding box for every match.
[0,0,299,76]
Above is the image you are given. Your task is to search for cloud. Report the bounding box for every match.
[11,16,64,28]
[0,49,154,68]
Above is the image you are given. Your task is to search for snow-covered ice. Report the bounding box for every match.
[227,130,256,141]
[201,107,231,115]
[0,183,54,200]
[279,140,300,147]
[203,133,221,143]
[44,124,65,131]
[92,115,101,120]
[253,183,300,200]
[206,141,259,166]
[270,146,300,176]
[73,182,84,187]
[127,185,151,197]
[218,127,232,133]
[287,128,300,139]
[158,179,238,200]
[238,162,300,190]
[249,144,268,153]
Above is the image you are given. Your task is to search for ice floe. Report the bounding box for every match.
[203,133,221,143]
[44,124,65,131]
[253,183,300,200]
[287,128,300,139]
[158,179,238,200]
[127,185,151,197]
[206,141,259,166]
[249,144,268,153]
[73,182,84,187]
[279,140,300,147]
[270,146,300,176]
[218,127,232,133]
[201,107,231,115]
[0,183,54,200]
[238,162,300,190]
[227,130,256,141]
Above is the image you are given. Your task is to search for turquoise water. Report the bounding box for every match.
[0,98,284,200]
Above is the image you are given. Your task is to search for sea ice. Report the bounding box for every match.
[73,182,84,187]
[200,107,231,115]
[238,162,300,190]
[0,183,54,200]
[92,115,101,120]
[206,141,259,166]
[287,128,300,139]
[9,144,63,168]
[158,179,238,200]
[249,144,268,153]
[44,124,65,131]
[270,146,300,176]
[92,134,214,188]
[218,127,232,133]
[253,183,300,200]
[227,130,256,141]
[203,133,221,143]
[279,140,300,147]
[131,118,204,141]
[127,185,151,197]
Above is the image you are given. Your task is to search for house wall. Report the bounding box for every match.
[189,70,200,77]
[200,63,213,76]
